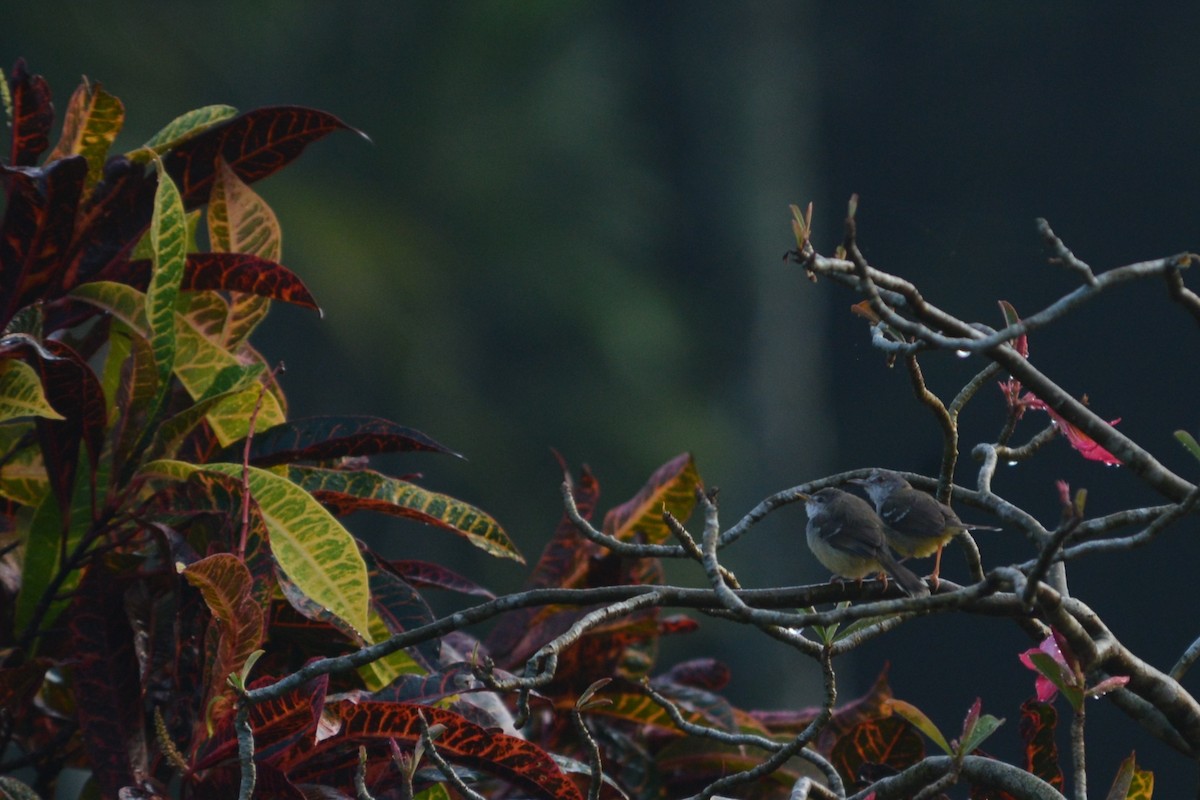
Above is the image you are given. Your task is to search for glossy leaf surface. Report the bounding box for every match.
[290,464,521,562]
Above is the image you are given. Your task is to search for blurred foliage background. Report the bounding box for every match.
[8,2,1200,791]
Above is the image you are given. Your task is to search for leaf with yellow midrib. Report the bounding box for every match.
[142,460,372,643]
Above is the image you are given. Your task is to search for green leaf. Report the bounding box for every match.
[147,161,187,401]
[70,281,285,445]
[288,465,522,563]
[0,359,64,421]
[884,698,953,755]
[126,104,239,163]
[1175,430,1200,464]
[959,713,1004,756]
[143,460,372,642]
[13,450,94,642]
[1027,651,1084,711]
[0,424,47,506]
[602,453,701,544]
[44,78,124,192]
[1106,752,1154,800]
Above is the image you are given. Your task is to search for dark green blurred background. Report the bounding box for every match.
[9,3,1200,793]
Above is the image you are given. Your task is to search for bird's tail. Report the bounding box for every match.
[879,550,930,597]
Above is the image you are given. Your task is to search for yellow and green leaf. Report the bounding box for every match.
[142,460,372,642]
[126,104,238,164]
[602,453,701,544]
[0,359,64,422]
[45,79,124,192]
[147,162,187,401]
[0,424,48,506]
[287,465,522,563]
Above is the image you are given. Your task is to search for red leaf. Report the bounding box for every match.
[659,658,732,691]
[5,59,54,166]
[830,715,924,788]
[361,547,439,670]
[1019,700,1064,789]
[70,562,148,796]
[657,614,700,636]
[0,157,88,322]
[215,415,459,467]
[64,157,157,285]
[1020,394,1122,465]
[109,253,320,311]
[161,106,363,209]
[192,673,328,769]
[292,701,585,800]
[388,559,496,599]
[484,459,601,660]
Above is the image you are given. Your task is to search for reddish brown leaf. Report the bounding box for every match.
[70,562,147,796]
[753,665,894,753]
[191,673,328,769]
[484,460,601,661]
[6,59,53,166]
[851,299,881,323]
[1019,699,1063,790]
[388,559,496,599]
[182,554,266,727]
[0,157,88,322]
[658,614,700,636]
[658,658,731,691]
[161,106,363,209]
[110,253,320,311]
[361,546,439,670]
[0,660,48,719]
[64,157,157,285]
[830,716,923,790]
[290,701,585,800]
[215,415,459,467]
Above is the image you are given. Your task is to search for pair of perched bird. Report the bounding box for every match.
[800,469,997,597]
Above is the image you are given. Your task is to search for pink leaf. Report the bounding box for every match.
[1020,394,1122,466]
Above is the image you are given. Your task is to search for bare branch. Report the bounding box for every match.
[848,754,1067,800]
[1037,218,1097,286]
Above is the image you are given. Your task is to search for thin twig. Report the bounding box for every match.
[1037,218,1097,286]
[417,710,487,800]
[903,353,958,501]
[1070,703,1086,800]
[1171,635,1200,681]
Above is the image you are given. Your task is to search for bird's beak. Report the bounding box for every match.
[796,492,811,501]
[845,477,867,486]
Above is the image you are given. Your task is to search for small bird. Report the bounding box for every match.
[851,469,999,587]
[798,487,929,597]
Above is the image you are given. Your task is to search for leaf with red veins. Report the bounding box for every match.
[1020,394,1122,466]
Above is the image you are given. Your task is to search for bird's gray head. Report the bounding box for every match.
[799,487,842,517]
[851,469,910,505]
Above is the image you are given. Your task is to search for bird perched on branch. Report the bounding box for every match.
[851,469,999,588]
[798,487,929,597]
